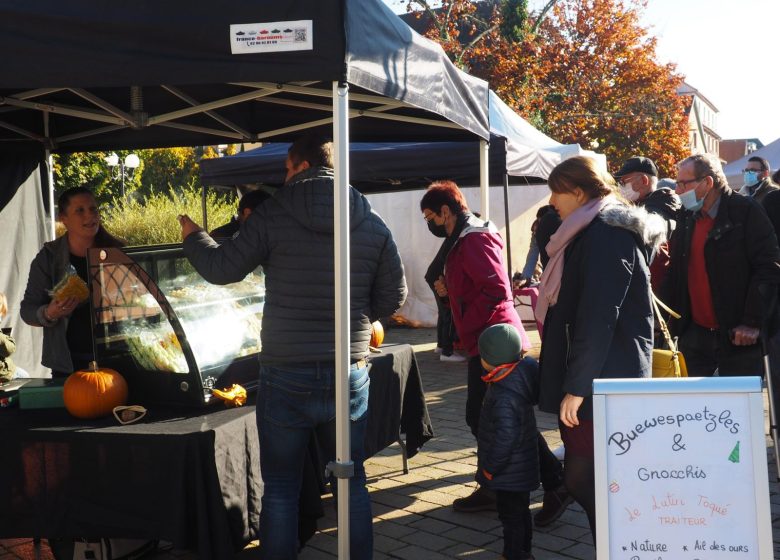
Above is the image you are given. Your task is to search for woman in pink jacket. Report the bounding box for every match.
[421,180,531,510]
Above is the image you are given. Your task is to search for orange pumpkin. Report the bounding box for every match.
[369,321,384,348]
[63,361,129,419]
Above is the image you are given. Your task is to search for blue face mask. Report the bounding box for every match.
[743,170,759,188]
[679,188,704,212]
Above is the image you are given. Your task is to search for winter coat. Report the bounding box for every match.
[663,188,780,348]
[0,331,15,382]
[183,166,407,363]
[739,178,780,205]
[640,187,680,292]
[476,357,540,492]
[538,204,663,419]
[535,209,562,269]
[640,187,680,240]
[20,235,78,373]
[444,214,525,357]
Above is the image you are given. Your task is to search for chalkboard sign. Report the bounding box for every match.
[593,377,772,560]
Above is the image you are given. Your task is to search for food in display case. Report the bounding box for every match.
[88,245,265,406]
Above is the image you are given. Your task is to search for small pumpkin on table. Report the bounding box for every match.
[63,361,128,419]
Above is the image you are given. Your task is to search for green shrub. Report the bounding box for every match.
[103,186,236,246]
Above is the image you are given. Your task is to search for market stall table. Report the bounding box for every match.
[0,343,432,558]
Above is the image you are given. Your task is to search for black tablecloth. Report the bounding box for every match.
[0,343,432,558]
[365,343,434,459]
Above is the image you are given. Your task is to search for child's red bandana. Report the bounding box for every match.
[481,362,518,383]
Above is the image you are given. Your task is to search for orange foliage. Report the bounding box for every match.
[406,0,690,177]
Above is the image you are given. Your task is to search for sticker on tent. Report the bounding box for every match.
[230,20,313,54]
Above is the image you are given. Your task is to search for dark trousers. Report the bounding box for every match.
[679,323,762,376]
[466,356,488,438]
[434,294,455,355]
[466,356,564,492]
[538,431,564,491]
[496,490,533,559]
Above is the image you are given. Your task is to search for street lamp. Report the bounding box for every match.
[105,152,140,199]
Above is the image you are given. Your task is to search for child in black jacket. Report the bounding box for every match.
[477,323,540,560]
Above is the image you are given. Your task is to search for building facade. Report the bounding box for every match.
[677,83,721,157]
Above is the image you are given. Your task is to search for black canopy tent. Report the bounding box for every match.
[0,2,490,555]
[0,1,487,153]
[200,138,523,193]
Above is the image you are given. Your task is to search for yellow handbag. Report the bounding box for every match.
[651,295,688,378]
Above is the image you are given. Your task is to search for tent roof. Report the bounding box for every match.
[200,140,516,193]
[723,137,780,189]
[0,0,489,153]
[200,91,607,192]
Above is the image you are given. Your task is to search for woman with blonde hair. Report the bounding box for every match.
[534,156,663,539]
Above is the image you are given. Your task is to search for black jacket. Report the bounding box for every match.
[663,188,780,344]
[183,167,407,363]
[538,205,661,419]
[640,187,680,239]
[476,357,540,492]
[535,209,562,269]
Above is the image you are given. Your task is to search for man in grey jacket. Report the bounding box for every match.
[178,133,406,559]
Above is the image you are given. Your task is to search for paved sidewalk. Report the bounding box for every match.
[3,324,780,559]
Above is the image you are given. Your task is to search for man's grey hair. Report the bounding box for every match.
[679,153,729,191]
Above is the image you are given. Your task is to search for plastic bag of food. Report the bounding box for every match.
[50,265,89,303]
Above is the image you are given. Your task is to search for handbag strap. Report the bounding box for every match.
[652,293,681,320]
[651,293,679,351]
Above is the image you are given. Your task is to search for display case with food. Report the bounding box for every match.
[87,245,264,406]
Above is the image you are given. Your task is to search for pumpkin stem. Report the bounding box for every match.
[89,360,99,371]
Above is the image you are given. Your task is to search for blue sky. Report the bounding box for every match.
[383,0,780,145]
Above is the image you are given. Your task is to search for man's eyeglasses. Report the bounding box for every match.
[675,176,707,189]
[423,212,436,222]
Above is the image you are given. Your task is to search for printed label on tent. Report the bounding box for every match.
[230,21,313,54]
[603,392,759,559]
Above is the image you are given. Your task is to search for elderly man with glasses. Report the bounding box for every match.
[661,153,780,377]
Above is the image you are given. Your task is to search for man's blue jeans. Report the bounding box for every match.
[257,361,372,559]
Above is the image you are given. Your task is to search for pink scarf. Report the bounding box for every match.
[534,196,614,325]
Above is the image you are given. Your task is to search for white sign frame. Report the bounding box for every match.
[593,377,772,560]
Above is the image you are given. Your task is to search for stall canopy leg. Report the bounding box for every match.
[331,80,353,560]
[479,140,489,221]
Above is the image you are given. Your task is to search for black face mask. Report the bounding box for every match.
[427,219,448,238]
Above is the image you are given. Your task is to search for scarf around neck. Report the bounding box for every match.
[534,195,614,325]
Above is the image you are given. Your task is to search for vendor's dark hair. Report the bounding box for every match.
[420,180,469,215]
[548,156,615,200]
[57,187,125,248]
[288,133,334,169]
[238,189,271,212]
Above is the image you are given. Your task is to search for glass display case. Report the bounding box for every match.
[87,245,264,406]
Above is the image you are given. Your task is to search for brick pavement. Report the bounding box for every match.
[3,324,780,559]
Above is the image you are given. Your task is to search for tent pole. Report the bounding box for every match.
[503,173,512,280]
[332,80,352,560]
[480,140,489,221]
[45,149,55,240]
[44,109,55,241]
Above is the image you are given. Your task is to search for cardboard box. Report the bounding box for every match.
[18,378,66,409]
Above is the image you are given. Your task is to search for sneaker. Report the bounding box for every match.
[434,346,443,354]
[534,485,574,527]
[440,352,466,362]
[452,486,496,512]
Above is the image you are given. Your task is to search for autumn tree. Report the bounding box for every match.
[532,0,689,175]
[53,144,242,204]
[401,0,690,176]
